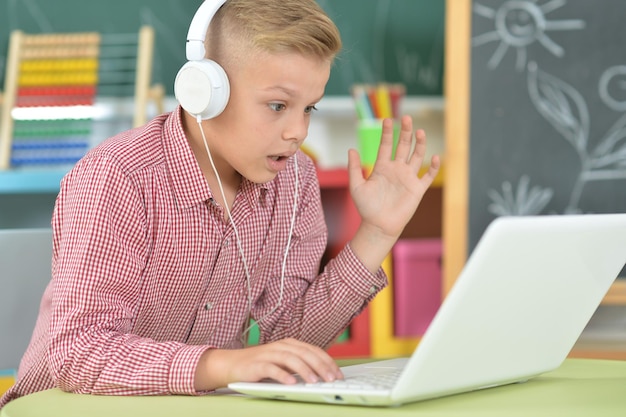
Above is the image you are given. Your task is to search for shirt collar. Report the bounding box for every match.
[163,106,271,210]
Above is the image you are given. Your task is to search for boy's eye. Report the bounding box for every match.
[304,105,318,114]
[269,103,286,112]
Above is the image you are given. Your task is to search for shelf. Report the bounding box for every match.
[0,169,67,194]
[0,160,443,195]
[316,167,349,188]
[0,167,352,195]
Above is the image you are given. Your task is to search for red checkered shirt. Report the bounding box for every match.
[0,107,386,407]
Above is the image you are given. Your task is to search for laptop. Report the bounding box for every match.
[228,213,626,406]
[0,228,53,370]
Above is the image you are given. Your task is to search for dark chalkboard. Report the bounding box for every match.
[0,0,445,96]
[444,0,625,308]
[468,0,626,254]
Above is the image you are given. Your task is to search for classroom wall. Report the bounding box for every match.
[0,0,445,97]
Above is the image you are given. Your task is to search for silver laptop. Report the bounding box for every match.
[228,214,626,406]
[0,228,52,370]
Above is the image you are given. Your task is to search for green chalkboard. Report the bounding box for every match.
[0,0,445,96]
[320,0,445,95]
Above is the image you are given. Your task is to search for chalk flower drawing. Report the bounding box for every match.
[472,0,584,71]
[488,175,554,216]
[527,62,626,213]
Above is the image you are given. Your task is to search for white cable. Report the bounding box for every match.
[196,116,298,346]
[197,116,253,319]
[278,154,298,312]
[241,144,299,342]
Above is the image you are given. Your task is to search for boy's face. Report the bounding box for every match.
[206,50,331,184]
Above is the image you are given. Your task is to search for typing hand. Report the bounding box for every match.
[195,338,343,390]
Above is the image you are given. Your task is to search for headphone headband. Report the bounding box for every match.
[186,0,227,61]
[175,0,230,120]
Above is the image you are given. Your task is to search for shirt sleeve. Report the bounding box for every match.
[256,157,388,348]
[48,153,207,396]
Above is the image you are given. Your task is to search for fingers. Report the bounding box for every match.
[376,116,429,170]
[355,116,440,189]
[409,128,427,167]
[278,338,343,383]
[374,118,397,161]
[391,115,415,163]
[223,338,343,386]
[426,154,441,180]
[347,148,365,191]
[416,154,441,190]
[403,123,441,184]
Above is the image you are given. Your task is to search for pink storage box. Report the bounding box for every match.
[392,239,442,337]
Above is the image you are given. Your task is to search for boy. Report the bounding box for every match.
[0,0,439,407]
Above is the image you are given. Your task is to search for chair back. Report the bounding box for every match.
[0,228,52,370]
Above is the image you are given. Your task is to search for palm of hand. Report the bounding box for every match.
[348,116,440,240]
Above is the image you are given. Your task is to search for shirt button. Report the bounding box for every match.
[369,286,377,295]
[204,302,213,310]
[223,239,230,247]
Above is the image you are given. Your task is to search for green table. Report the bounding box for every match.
[2,359,625,417]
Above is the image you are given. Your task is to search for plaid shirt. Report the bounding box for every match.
[0,107,386,407]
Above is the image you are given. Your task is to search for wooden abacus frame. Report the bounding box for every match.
[0,26,164,170]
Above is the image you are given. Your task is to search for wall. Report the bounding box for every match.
[0,0,445,96]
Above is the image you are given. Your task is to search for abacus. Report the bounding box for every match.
[0,26,164,170]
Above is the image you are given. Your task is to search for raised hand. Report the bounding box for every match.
[347,115,440,272]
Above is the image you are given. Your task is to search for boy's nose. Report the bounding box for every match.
[282,115,309,144]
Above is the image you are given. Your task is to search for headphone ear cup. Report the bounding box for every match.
[174,59,230,120]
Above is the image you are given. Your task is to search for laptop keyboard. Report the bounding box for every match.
[305,369,402,390]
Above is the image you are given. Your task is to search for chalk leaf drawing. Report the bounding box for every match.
[527,61,589,157]
[488,175,554,216]
[527,61,626,213]
[472,0,585,71]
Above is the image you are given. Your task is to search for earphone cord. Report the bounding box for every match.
[196,116,298,346]
[197,116,253,320]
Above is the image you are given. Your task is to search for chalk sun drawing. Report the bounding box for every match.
[472,0,585,71]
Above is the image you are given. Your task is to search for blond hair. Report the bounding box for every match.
[206,0,342,70]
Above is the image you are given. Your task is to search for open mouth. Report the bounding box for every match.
[266,154,292,173]
[269,155,288,161]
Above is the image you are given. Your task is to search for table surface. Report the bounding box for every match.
[2,358,626,417]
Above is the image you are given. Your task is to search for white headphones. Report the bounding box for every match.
[174,0,230,120]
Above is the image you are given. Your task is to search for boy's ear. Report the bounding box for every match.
[174,0,230,120]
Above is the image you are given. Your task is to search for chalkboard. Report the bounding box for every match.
[443,0,626,296]
[319,0,445,95]
[468,0,626,251]
[0,0,445,96]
